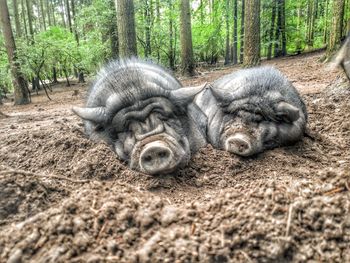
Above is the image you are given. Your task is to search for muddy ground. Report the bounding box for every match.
[0,51,349,262]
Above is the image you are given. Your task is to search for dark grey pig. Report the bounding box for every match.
[73,59,206,174]
[194,67,307,156]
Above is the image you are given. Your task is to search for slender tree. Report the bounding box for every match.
[116,0,138,57]
[179,0,195,76]
[243,0,261,67]
[224,0,230,64]
[39,0,46,30]
[143,0,152,57]
[168,0,175,70]
[13,0,22,37]
[46,0,52,26]
[0,0,30,105]
[267,0,277,59]
[232,0,238,64]
[306,0,317,49]
[25,0,34,40]
[327,0,346,57]
[240,0,245,63]
[109,0,119,59]
[21,0,28,39]
[65,0,72,33]
[275,0,286,57]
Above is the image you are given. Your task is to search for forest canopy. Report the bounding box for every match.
[0,0,349,100]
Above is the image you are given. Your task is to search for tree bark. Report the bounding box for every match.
[224,0,230,65]
[46,0,52,26]
[275,0,286,57]
[179,0,195,76]
[144,0,152,57]
[13,0,22,37]
[240,0,245,63]
[306,0,316,49]
[39,0,46,30]
[116,0,138,57]
[243,0,260,67]
[232,0,238,64]
[327,0,346,56]
[65,0,72,32]
[0,0,30,105]
[60,0,66,28]
[71,0,79,44]
[109,0,119,59]
[267,0,277,59]
[168,0,175,70]
[21,0,28,39]
[25,0,34,40]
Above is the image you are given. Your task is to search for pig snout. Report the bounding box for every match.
[225,133,254,156]
[139,141,177,175]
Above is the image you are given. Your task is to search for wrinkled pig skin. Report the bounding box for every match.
[194,66,308,156]
[73,59,206,175]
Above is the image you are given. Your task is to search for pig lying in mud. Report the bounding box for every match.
[73,59,206,175]
[194,67,307,156]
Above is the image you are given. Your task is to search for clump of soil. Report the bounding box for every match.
[0,52,349,262]
[0,168,349,262]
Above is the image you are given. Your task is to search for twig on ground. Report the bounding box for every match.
[0,167,90,184]
[286,203,295,237]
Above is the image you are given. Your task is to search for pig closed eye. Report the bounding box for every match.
[94,125,105,132]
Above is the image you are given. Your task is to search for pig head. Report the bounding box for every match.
[73,59,206,174]
[193,67,308,156]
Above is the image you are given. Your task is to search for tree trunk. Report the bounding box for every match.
[39,0,46,30]
[240,0,245,63]
[65,0,72,32]
[109,0,119,59]
[144,0,152,57]
[275,0,286,57]
[71,0,79,44]
[232,0,238,64]
[13,0,22,37]
[116,0,138,57]
[60,0,66,28]
[168,0,175,70]
[267,0,277,59]
[224,0,230,65]
[243,0,260,67]
[179,0,195,76]
[306,0,316,49]
[280,0,286,56]
[46,0,52,26]
[327,0,346,56]
[25,0,34,40]
[52,67,58,83]
[0,0,30,105]
[21,0,28,39]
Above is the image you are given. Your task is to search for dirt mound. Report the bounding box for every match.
[0,168,349,263]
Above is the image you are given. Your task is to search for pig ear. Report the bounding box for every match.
[72,106,107,123]
[170,83,208,104]
[275,102,300,123]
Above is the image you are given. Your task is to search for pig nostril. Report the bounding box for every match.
[237,142,248,152]
[158,151,168,158]
[143,155,152,163]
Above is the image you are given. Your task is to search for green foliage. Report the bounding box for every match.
[0,35,12,93]
[0,0,347,92]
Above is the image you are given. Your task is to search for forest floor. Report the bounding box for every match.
[0,51,350,262]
